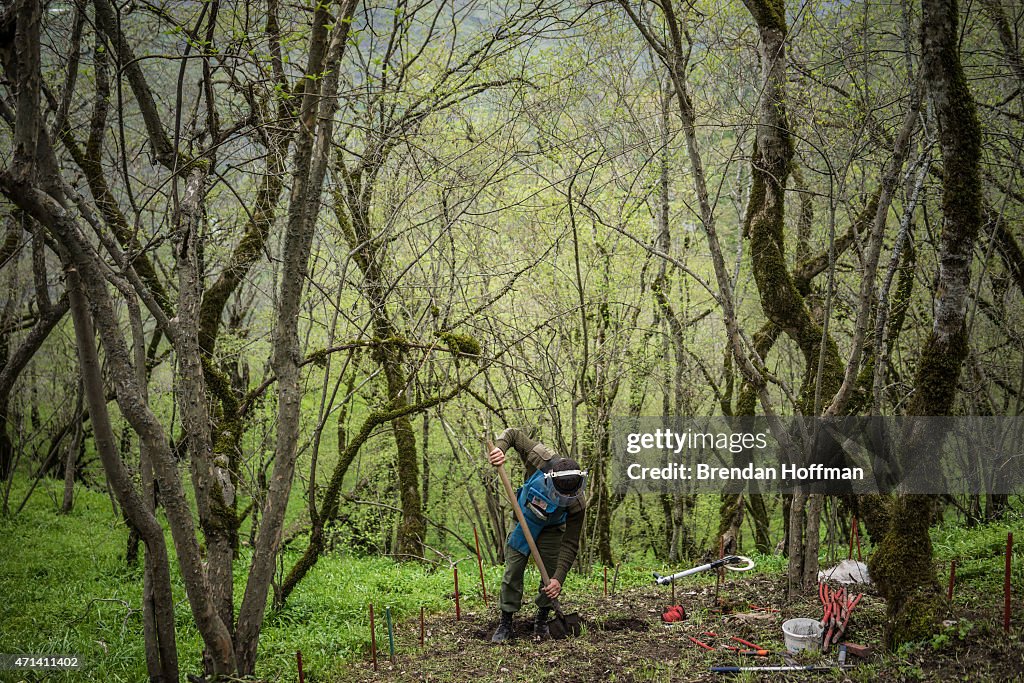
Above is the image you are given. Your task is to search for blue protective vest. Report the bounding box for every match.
[507,469,567,555]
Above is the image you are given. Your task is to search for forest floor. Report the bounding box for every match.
[337,569,1024,682]
[2,480,1022,682]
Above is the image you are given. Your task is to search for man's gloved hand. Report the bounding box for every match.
[541,578,561,599]
[488,447,506,467]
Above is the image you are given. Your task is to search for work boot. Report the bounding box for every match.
[491,611,515,643]
[534,607,550,639]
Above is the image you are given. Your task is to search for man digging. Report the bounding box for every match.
[487,427,587,643]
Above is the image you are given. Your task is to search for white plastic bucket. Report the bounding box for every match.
[782,618,823,652]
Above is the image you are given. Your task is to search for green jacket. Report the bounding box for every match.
[493,427,584,583]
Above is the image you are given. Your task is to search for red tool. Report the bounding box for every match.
[730,636,764,649]
[828,587,843,648]
[689,636,715,650]
[848,516,863,561]
[831,593,862,647]
[819,583,832,638]
[819,581,863,651]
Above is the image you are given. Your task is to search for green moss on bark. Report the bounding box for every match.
[868,495,944,647]
[908,328,969,417]
[439,331,481,357]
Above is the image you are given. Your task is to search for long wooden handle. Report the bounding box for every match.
[488,440,552,586]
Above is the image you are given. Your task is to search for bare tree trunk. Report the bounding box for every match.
[0,289,68,483]
[235,5,357,670]
[172,162,239,658]
[60,381,82,514]
[802,494,823,590]
[718,493,744,556]
[787,490,806,593]
[746,493,771,554]
[736,323,781,554]
[66,272,179,683]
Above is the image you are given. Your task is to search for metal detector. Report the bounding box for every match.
[653,555,755,585]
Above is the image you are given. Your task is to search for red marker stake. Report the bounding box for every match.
[454,565,461,621]
[1005,533,1013,633]
[369,603,378,671]
[297,650,304,683]
[420,606,425,647]
[947,559,956,601]
[731,636,764,650]
[688,635,715,651]
[473,525,488,603]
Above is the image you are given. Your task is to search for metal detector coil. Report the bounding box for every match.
[654,555,755,585]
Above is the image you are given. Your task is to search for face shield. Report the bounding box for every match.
[543,468,588,507]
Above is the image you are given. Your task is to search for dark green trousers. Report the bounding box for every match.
[499,526,564,614]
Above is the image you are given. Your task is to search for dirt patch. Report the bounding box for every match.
[592,616,649,632]
[471,615,539,641]
[469,613,649,641]
[335,568,1024,682]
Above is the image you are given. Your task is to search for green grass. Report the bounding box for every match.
[0,477,499,682]
[931,512,1023,597]
[2,476,1020,682]
[0,481,201,682]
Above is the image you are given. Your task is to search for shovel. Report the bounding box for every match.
[489,441,582,639]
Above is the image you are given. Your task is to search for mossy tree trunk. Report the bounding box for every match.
[581,343,617,567]
[380,345,426,559]
[869,0,983,649]
[193,0,299,558]
[195,75,293,569]
[740,0,845,413]
[740,0,844,593]
[335,167,427,559]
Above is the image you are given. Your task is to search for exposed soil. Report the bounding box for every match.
[336,571,1024,682]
